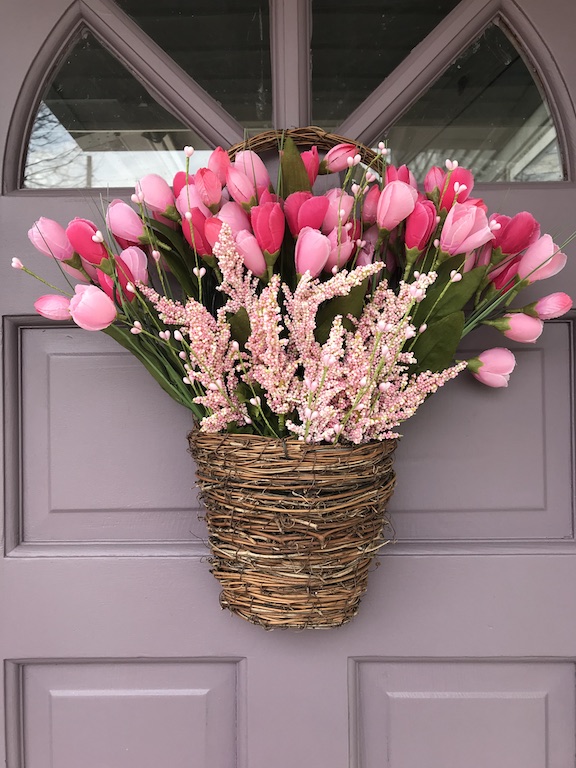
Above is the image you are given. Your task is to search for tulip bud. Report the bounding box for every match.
[34,294,71,321]
[69,285,117,331]
[467,347,516,387]
[28,218,74,261]
[294,227,331,278]
[376,181,418,232]
[484,313,544,343]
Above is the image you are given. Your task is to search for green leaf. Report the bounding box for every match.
[280,136,312,196]
[415,256,486,322]
[409,310,465,373]
[228,307,251,348]
[315,279,368,344]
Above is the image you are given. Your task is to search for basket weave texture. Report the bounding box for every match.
[188,433,396,629]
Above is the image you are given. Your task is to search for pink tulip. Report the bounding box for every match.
[251,202,285,256]
[517,234,566,283]
[208,147,231,185]
[119,246,148,285]
[97,256,135,303]
[258,189,283,206]
[294,227,331,277]
[172,171,187,197]
[28,218,74,261]
[376,180,418,231]
[194,167,222,210]
[235,230,267,277]
[323,143,358,172]
[175,183,211,219]
[491,211,540,256]
[106,199,145,249]
[438,167,474,210]
[324,227,355,273]
[34,294,71,321]
[322,188,354,234]
[533,292,572,319]
[234,150,271,192]
[362,184,380,225]
[66,218,108,265]
[181,208,211,256]
[284,191,330,237]
[468,347,516,388]
[356,225,379,267]
[424,166,445,195]
[385,164,417,189]
[440,203,494,256]
[217,201,252,236]
[301,146,319,186]
[136,174,175,215]
[69,285,117,331]
[487,313,544,343]
[405,199,437,252]
[204,217,224,248]
[490,258,520,292]
[226,167,257,207]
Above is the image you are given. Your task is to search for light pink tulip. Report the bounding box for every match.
[424,166,445,195]
[355,225,379,267]
[362,184,380,225]
[66,218,108,265]
[235,230,267,277]
[324,227,355,273]
[234,150,271,192]
[28,218,74,261]
[136,174,175,215]
[517,234,567,282]
[323,143,358,172]
[498,313,544,343]
[194,167,222,210]
[175,183,211,219]
[376,181,418,231]
[534,292,572,319]
[69,285,117,331]
[208,147,231,185]
[294,227,331,277]
[250,202,285,256]
[119,246,148,285]
[34,294,71,321]
[284,191,330,237]
[322,188,354,234]
[301,146,319,186]
[106,199,145,249]
[440,203,494,256]
[468,347,516,388]
[217,201,251,236]
[226,167,257,207]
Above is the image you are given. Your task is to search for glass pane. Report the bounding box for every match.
[23,31,212,189]
[382,24,564,182]
[311,0,462,128]
[114,0,272,131]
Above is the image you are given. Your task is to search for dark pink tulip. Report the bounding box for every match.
[534,292,572,319]
[362,184,380,225]
[251,202,285,256]
[69,285,117,331]
[136,174,175,215]
[258,189,283,206]
[208,147,231,185]
[424,166,445,195]
[284,191,330,237]
[301,146,319,186]
[34,294,71,321]
[234,150,271,192]
[28,218,74,261]
[172,171,188,197]
[235,230,267,277]
[204,217,223,248]
[405,199,437,251]
[385,164,417,189]
[438,167,474,211]
[226,167,257,208]
[96,256,135,303]
[322,188,354,234]
[66,218,108,265]
[176,182,211,219]
[517,234,567,283]
[182,208,211,256]
[324,227,355,273]
[490,258,520,292]
[294,227,331,277]
[119,246,148,285]
[440,203,494,256]
[194,167,222,210]
[217,201,251,236]
[466,197,488,213]
[468,347,516,388]
[376,180,418,231]
[106,199,145,249]
[491,211,540,256]
[323,143,358,172]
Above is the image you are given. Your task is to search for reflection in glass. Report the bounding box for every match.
[24,31,212,189]
[382,24,564,182]
[114,0,272,131]
[311,0,461,128]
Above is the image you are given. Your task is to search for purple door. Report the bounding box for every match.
[1,0,576,765]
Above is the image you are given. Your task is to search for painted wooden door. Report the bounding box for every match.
[1,0,576,766]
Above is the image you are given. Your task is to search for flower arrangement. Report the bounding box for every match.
[17,130,572,445]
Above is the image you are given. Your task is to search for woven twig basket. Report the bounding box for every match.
[189,433,396,630]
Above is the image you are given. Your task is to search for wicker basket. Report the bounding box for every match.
[189,432,396,630]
